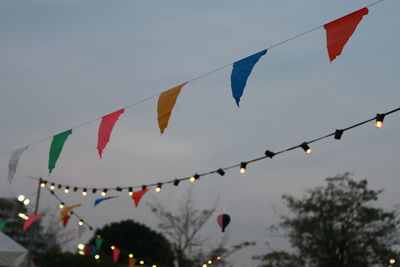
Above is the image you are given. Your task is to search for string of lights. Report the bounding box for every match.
[0,0,386,159]
[31,107,400,198]
[44,186,222,267]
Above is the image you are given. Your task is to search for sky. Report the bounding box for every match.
[0,0,399,266]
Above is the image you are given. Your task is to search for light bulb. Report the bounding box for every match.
[375,113,385,129]
[129,253,133,258]
[18,195,25,202]
[23,199,30,206]
[189,176,196,182]
[64,187,69,194]
[208,260,212,264]
[140,260,144,264]
[78,220,84,226]
[50,184,55,190]
[40,182,46,188]
[59,203,65,209]
[239,162,247,174]
[111,246,115,250]
[82,189,87,196]
[94,254,100,260]
[77,243,85,250]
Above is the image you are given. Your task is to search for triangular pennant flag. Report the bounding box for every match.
[23,214,43,232]
[48,130,72,174]
[95,236,103,251]
[85,245,92,256]
[90,245,97,256]
[94,196,118,207]
[8,147,28,182]
[113,247,121,263]
[97,109,124,158]
[62,215,71,228]
[60,204,81,221]
[324,8,369,62]
[0,222,6,231]
[157,83,187,134]
[131,188,150,207]
[78,225,86,238]
[231,49,267,107]
[128,257,136,267]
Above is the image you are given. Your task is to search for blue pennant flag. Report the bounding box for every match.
[94,196,118,207]
[230,49,267,106]
[90,245,97,256]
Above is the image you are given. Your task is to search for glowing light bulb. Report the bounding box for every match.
[23,199,30,206]
[64,187,70,194]
[239,162,247,174]
[82,189,87,196]
[50,184,55,190]
[300,142,312,155]
[140,260,144,264]
[375,113,385,129]
[375,120,383,128]
[111,246,115,250]
[78,250,85,255]
[389,259,396,264]
[18,195,25,202]
[78,220,84,226]
[208,260,212,264]
[40,182,46,188]
[189,176,196,182]
[101,191,106,197]
[18,213,28,220]
[77,243,85,250]
[59,203,65,209]
[94,254,100,260]
[202,264,207,267]
[129,253,133,258]
[155,183,162,192]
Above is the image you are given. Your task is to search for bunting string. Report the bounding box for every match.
[0,0,386,163]
[29,107,400,199]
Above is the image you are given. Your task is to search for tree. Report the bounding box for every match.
[89,219,174,267]
[255,173,400,267]
[149,189,255,267]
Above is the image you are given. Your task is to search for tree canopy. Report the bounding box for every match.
[255,173,400,267]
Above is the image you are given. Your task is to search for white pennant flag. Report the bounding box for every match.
[78,225,86,238]
[8,147,28,182]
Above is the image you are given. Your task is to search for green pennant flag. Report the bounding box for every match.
[48,130,72,174]
[95,236,103,251]
[0,222,6,231]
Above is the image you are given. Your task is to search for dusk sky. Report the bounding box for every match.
[1,0,399,266]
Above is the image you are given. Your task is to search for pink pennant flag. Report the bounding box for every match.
[113,247,121,263]
[97,109,124,158]
[62,215,71,228]
[23,214,43,232]
[324,8,369,62]
[131,188,150,207]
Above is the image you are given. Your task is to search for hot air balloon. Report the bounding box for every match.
[217,214,231,232]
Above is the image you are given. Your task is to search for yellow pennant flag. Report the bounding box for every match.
[157,82,187,134]
[60,204,81,221]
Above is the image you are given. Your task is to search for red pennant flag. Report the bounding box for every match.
[23,214,43,232]
[131,188,150,207]
[62,215,70,228]
[85,245,92,256]
[324,8,368,62]
[113,247,121,263]
[97,109,124,158]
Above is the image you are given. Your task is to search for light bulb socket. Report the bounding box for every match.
[173,179,180,186]
[217,168,225,176]
[334,129,344,140]
[142,185,147,191]
[116,187,122,192]
[300,142,311,153]
[73,187,78,192]
[240,162,247,169]
[264,150,275,158]
[376,113,385,122]
[92,189,97,194]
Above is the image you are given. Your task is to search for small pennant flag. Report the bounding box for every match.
[62,215,71,228]
[324,8,369,62]
[0,222,6,231]
[95,236,103,251]
[60,204,81,221]
[231,49,267,106]
[23,214,43,232]
[94,196,118,207]
[131,188,150,207]
[157,82,187,134]
[97,109,124,158]
[49,130,72,174]
[113,247,121,263]
[90,245,98,257]
[217,214,231,232]
[85,245,92,256]
[8,147,28,182]
[128,257,136,267]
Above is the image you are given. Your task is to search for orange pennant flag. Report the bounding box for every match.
[128,257,136,267]
[157,82,187,134]
[60,204,81,221]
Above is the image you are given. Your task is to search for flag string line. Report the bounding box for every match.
[28,106,400,194]
[0,0,386,159]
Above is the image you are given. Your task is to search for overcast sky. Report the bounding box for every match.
[1,0,399,266]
